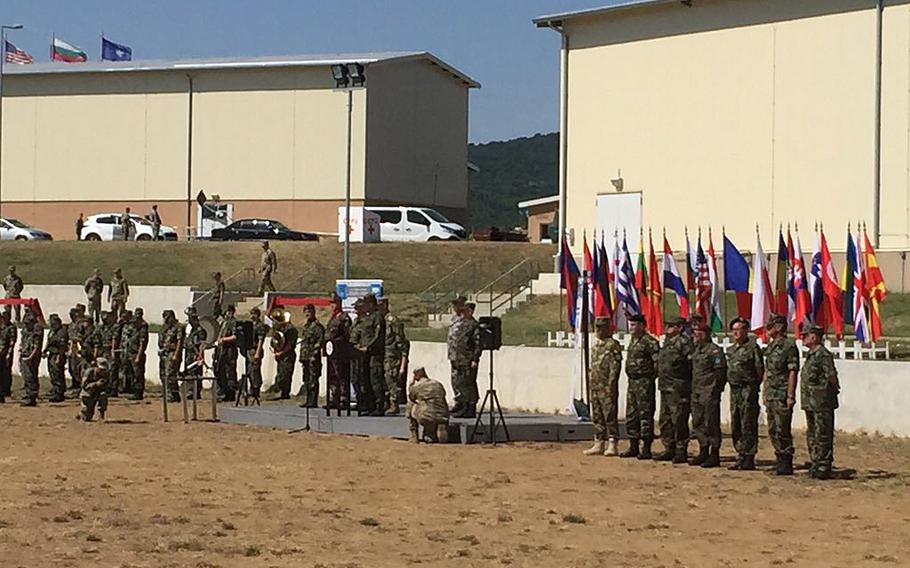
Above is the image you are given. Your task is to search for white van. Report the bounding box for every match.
[365,207,467,242]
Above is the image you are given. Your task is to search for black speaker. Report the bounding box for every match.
[478,316,502,351]
[235,320,254,352]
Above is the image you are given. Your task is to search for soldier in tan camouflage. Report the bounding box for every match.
[257,241,278,296]
[407,367,449,443]
[0,311,16,403]
[583,316,623,457]
[84,269,104,324]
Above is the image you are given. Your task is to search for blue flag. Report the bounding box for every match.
[101,37,132,62]
[723,235,750,292]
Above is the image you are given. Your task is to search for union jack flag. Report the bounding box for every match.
[4,41,33,65]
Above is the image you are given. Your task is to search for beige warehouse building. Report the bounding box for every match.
[0,52,477,238]
[536,0,910,252]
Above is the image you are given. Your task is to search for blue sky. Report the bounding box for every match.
[1,0,609,143]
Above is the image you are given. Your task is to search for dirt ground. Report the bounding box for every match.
[1,400,909,568]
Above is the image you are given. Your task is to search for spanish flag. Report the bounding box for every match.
[863,228,887,341]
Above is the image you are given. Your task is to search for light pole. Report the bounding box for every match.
[331,63,365,280]
[0,24,24,218]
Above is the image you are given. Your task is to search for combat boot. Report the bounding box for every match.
[20,398,36,407]
[652,446,674,461]
[582,438,605,456]
[408,429,419,443]
[603,438,618,457]
[436,424,449,444]
[637,438,653,460]
[701,446,720,468]
[728,454,745,470]
[739,455,756,470]
[450,402,465,417]
[619,439,639,458]
[462,404,476,419]
[672,449,689,464]
[775,454,794,476]
[689,446,708,466]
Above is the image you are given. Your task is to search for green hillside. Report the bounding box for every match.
[468,132,558,230]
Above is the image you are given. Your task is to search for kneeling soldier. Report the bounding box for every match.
[407,367,450,443]
[80,358,110,421]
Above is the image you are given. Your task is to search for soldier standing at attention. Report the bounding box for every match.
[84,269,105,324]
[297,304,324,408]
[159,310,184,402]
[19,316,43,406]
[126,307,149,400]
[351,295,386,416]
[407,367,450,444]
[215,304,239,401]
[689,322,727,468]
[654,317,693,463]
[111,310,132,398]
[0,312,16,403]
[257,241,278,296]
[3,265,24,324]
[726,317,764,471]
[210,272,226,319]
[244,307,268,400]
[44,314,69,403]
[621,314,660,459]
[447,297,481,418]
[120,207,133,241]
[89,311,115,371]
[801,325,840,480]
[582,316,623,457]
[380,298,410,414]
[79,358,111,421]
[108,268,129,320]
[150,205,162,241]
[184,310,207,398]
[67,307,89,391]
[271,309,298,400]
[762,314,800,475]
[325,293,352,411]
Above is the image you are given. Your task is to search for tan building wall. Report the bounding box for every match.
[557,0,910,253]
[526,202,558,243]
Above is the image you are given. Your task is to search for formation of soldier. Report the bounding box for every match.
[584,313,841,480]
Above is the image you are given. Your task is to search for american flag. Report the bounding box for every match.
[4,41,34,64]
[694,234,711,321]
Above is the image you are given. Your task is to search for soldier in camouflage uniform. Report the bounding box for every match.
[271,309,298,400]
[89,311,116,374]
[325,293,352,411]
[108,268,129,321]
[407,367,450,443]
[0,311,16,403]
[689,322,726,468]
[380,298,410,414]
[3,265,24,323]
[621,314,660,459]
[297,304,324,407]
[351,295,386,416]
[726,317,764,471]
[210,272,226,320]
[215,304,239,401]
[801,325,840,480]
[447,297,481,418]
[244,307,269,400]
[158,309,184,402]
[762,313,800,475]
[79,358,110,421]
[18,316,43,406]
[84,269,105,324]
[67,306,93,391]
[655,317,693,463]
[44,314,69,403]
[113,311,133,397]
[257,241,278,296]
[125,308,149,400]
[583,316,623,457]
[184,310,208,398]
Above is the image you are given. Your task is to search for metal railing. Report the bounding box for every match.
[190,266,256,308]
[416,259,477,318]
[473,258,540,317]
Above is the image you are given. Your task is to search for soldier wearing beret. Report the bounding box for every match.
[325,292,352,412]
[621,313,660,459]
[583,316,623,457]
[801,325,840,479]
[726,317,764,471]
[763,314,800,475]
[655,317,693,463]
[689,322,726,467]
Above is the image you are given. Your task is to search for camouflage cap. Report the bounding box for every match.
[628,314,646,324]
[184,306,197,316]
[664,316,686,327]
[75,303,86,311]
[162,309,175,319]
[95,357,110,370]
[766,313,787,328]
[729,317,750,330]
[804,324,825,338]
[594,316,612,328]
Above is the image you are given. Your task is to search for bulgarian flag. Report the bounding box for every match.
[52,37,87,63]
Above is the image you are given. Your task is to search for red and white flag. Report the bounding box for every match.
[750,231,774,337]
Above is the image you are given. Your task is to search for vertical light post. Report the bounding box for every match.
[0,24,24,218]
[331,63,365,280]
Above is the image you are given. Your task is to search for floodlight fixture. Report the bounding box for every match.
[347,63,366,87]
[331,64,349,88]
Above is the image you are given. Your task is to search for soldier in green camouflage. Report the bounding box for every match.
[113,310,133,397]
[351,295,386,416]
[271,309,298,400]
[125,308,149,400]
[447,297,481,418]
[325,294,352,411]
[726,317,764,471]
[79,358,110,421]
[184,310,208,398]
[158,309,184,402]
[67,305,93,391]
[44,314,69,403]
[381,298,410,414]
[762,313,800,475]
[800,325,840,480]
[19,316,43,406]
[0,311,16,403]
[583,316,623,457]
[84,269,104,324]
[621,314,660,459]
[689,322,726,468]
[244,307,269,400]
[655,317,693,463]
[215,304,239,401]
[297,304,324,407]
[3,265,24,323]
[89,311,115,371]
[108,268,129,320]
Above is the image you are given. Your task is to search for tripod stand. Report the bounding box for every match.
[472,349,510,444]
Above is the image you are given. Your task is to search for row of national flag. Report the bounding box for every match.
[4,36,132,65]
[559,224,888,342]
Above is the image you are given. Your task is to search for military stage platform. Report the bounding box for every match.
[219,403,600,444]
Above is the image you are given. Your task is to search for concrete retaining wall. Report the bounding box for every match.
[21,285,194,324]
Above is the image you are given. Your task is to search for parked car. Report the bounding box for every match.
[0,218,53,241]
[209,219,318,241]
[365,206,466,241]
[80,213,178,241]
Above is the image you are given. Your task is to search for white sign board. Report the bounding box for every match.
[338,207,381,243]
[596,192,642,247]
[335,279,383,314]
